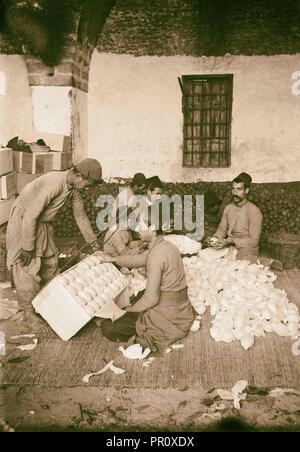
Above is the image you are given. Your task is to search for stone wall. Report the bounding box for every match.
[24,36,92,92]
[97,0,300,57]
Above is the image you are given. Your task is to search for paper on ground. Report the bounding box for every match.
[16,338,38,351]
[216,380,248,409]
[171,344,184,349]
[82,360,126,383]
[201,412,222,420]
[143,357,155,367]
[268,388,299,398]
[119,343,151,360]
[190,319,201,332]
[11,334,36,339]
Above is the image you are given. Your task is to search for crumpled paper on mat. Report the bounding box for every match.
[216,380,248,409]
[0,299,20,320]
[82,360,126,383]
[142,357,155,367]
[11,334,36,339]
[119,343,151,360]
[16,338,38,351]
[10,334,38,351]
[268,388,299,398]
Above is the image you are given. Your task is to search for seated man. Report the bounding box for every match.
[112,172,147,217]
[145,176,163,205]
[100,205,195,350]
[207,172,283,270]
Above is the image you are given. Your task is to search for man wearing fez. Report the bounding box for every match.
[113,172,147,215]
[6,158,103,331]
[207,172,283,270]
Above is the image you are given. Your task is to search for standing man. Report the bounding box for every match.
[6,158,103,331]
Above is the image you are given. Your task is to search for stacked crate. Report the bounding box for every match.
[14,132,73,193]
[0,148,16,281]
[0,148,16,225]
[0,134,73,280]
[32,255,129,340]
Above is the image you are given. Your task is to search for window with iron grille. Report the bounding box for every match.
[180,75,233,168]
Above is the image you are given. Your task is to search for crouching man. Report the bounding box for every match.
[6,158,103,332]
[207,172,282,270]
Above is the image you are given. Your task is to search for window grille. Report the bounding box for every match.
[180,75,233,167]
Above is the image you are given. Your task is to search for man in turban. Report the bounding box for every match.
[6,158,103,331]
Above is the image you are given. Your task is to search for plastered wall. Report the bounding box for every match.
[0,55,34,146]
[88,52,300,182]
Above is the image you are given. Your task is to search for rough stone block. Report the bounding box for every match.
[56,62,74,75]
[81,80,89,92]
[26,61,50,75]
[72,65,81,77]
[82,71,89,81]
[29,74,74,87]
[0,149,13,176]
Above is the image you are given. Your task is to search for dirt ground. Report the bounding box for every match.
[1,384,300,432]
[0,313,299,434]
[0,296,300,432]
[0,243,299,433]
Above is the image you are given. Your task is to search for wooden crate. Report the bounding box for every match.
[22,131,71,152]
[16,173,41,194]
[52,152,69,170]
[32,257,129,341]
[0,148,13,176]
[67,152,73,168]
[13,151,53,174]
[13,151,70,174]
[0,172,17,199]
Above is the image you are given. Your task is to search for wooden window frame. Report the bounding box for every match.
[180,74,233,168]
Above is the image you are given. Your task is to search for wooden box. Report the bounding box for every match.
[0,172,17,199]
[52,152,69,170]
[22,131,71,152]
[13,151,54,174]
[16,173,41,194]
[67,152,73,168]
[32,256,129,341]
[13,151,71,174]
[0,148,13,176]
